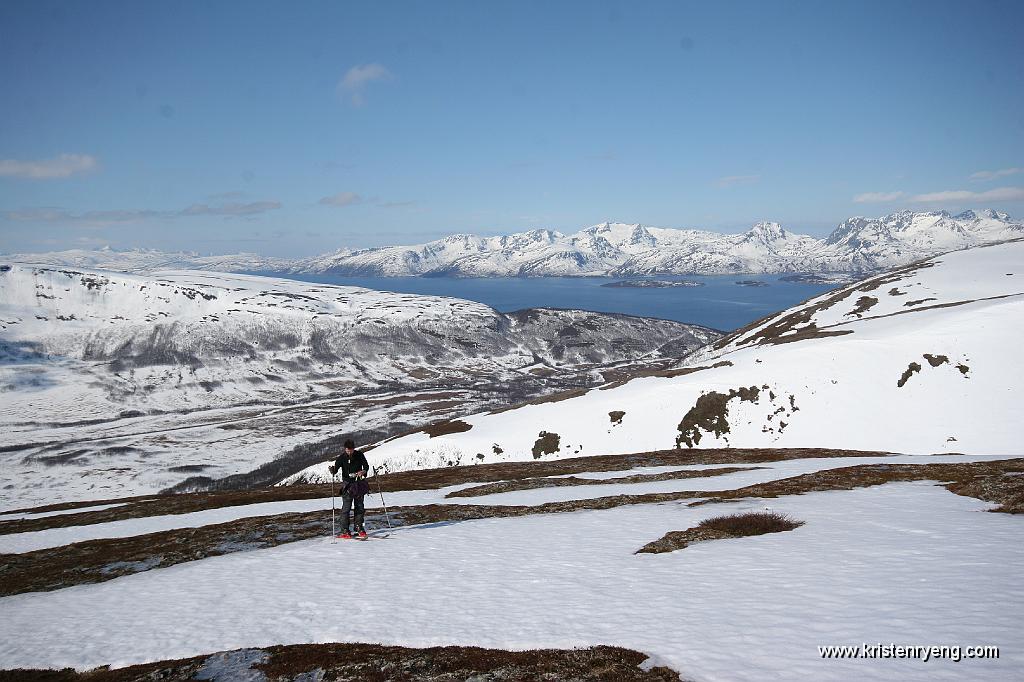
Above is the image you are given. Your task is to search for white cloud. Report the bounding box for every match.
[852,191,905,204]
[969,167,1022,181]
[909,187,1024,203]
[5,200,281,226]
[179,201,281,216]
[4,208,159,224]
[319,191,363,207]
[0,154,97,179]
[715,174,760,188]
[338,63,392,106]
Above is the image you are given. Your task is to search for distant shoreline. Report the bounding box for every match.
[601,279,704,288]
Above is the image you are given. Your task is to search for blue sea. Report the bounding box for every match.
[270,273,836,332]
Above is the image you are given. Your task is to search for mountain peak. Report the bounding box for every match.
[745,221,788,242]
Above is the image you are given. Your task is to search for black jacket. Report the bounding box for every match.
[333,450,369,483]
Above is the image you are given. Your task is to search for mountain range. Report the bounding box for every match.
[5,209,1021,278]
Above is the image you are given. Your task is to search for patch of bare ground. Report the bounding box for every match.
[676,386,761,447]
[598,360,734,391]
[846,296,878,317]
[0,448,895,536]
[692,459,1024,513]
[420,419,473,438]
[445,466,763,498]
[0,642,682,682]
[532,431,561,458]
[923,353,949,367]
[637,511,803,554]
[897,362,922,387]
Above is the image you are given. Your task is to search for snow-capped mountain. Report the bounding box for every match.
[818,209,1023,270]
[290,210,1022,277]
[7,210,1021,278]
[0,264,717,507]
[287,237,1024,481]
[610,221,829,275]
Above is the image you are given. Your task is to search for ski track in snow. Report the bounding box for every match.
[0,482,1020,681]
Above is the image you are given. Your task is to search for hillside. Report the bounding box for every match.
[287,238,1024,482]
[0,265,716,509]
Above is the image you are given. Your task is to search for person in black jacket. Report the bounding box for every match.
[328,439,370,538]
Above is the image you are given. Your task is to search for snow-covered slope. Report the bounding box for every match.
[0,246,293,274]
[0,264,716,507]
[8,210,1021,278]
[288,239,1024,482]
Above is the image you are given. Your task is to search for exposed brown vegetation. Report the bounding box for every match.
[637,511,803,554]
[676,386,760,448]
[923,353,949,367]
[0,642,681,682]
[697,510,803,535]
[532,431,561,458]
[421,419,474,438]
[897,362,922,387]
[846,296,878,317]
[445,466,762,498]
[598,360,734,391]
[693,459,1024,513]
[0,448,896,536]
[609,410,626,424]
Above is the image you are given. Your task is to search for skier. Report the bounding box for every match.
[328,439,371,539]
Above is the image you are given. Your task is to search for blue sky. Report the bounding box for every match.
[1,0,1022,257]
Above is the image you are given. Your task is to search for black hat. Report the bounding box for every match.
[344,439,355,449]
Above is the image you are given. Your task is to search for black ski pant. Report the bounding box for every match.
[340,491,365,531]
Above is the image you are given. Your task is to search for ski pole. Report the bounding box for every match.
[331,472,337,543]
[373,466,394,532]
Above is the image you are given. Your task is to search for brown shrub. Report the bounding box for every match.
[697,510,803,535]
[637,511,803,554]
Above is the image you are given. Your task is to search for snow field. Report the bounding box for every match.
[0,482,1020,681]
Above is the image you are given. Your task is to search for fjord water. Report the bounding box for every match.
[273,273,838,331]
